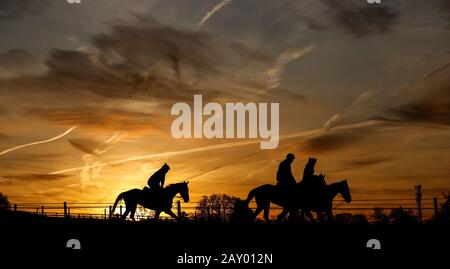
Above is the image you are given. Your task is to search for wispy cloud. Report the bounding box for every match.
[198,0,232,29]
[49,121,382,178]
[68,131,126,156]
[343,156,392,168]
[0,49,46,79]
[70,131,127,186]
[52,125,365,176]
[0,126,77,157]
[265,46,313,90]
[0,173,71,185]
[4,16,271,107]
[27,106,156,133]
[324,63,450,128]
[0,0,48,20]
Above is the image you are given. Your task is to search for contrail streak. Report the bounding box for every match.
[0,126,77,156]
[198,0,232,29]
[49,120,384,176]
[49,128,322,175]
[266,46,313,90]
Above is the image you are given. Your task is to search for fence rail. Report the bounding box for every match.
[5,196,446,223]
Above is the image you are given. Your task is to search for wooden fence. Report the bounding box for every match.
[6,196,445,223]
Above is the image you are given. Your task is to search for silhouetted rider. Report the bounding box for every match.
[276,153,296,187]
[147,163,170,191]
[301,157,326,191]
[302,157,316,182]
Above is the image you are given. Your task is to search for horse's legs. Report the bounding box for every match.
[129,207,136,221]
[121,207,131,221]
[164,209,179,221]
[263,205,270,223]
[305,211,314,222]
[277,209,289,222]
[298,210,305,222]
[154,211,161,221]
[316,211,324,223]
[326,210,333,223]
[288,209,298,222]
[253,207,263,219]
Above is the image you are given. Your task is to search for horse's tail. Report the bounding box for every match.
[245,187,258,205]
[111,192,125,217]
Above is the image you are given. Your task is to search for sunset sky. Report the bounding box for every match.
[0,0,449,210]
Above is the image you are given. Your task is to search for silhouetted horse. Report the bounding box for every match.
[245,180,351,223]
[112,182,189,221]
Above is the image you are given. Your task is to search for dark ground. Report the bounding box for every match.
[0,210,449,265]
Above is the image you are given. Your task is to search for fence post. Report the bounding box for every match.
[63,202,68,219]
[41,206,45,216]
[177,200,181,220]
[104,208,106,220]
[13,204,17,212]
[415,185,422,224]
[434,197,439,220]
[109,205,112,219]
[120,205,123,217]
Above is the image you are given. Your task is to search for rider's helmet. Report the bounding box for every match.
[286,153,295,160]
[162,163,170,171]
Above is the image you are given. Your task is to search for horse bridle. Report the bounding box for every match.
[333,194,346,209]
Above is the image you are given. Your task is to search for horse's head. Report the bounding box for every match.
[339,179,352,203]
[179,181,190,202]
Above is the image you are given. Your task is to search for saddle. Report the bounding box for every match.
[143,186,164,199]
[141,187,163,206]
[275,183,296,201]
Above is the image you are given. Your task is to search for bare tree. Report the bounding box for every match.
[196,194,240,221]
[371,207,390,224]
[0,192,11,210]
[389,206,418,224]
